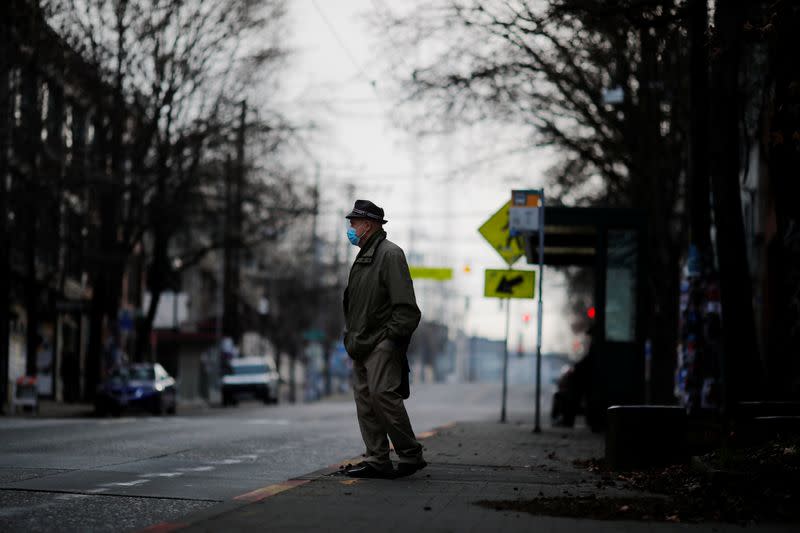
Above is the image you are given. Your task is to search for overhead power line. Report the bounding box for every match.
[310,0,380,94]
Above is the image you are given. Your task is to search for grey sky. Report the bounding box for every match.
[276,0,579,356]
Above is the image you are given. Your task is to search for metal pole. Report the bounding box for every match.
[534,191,545,433]
[0,0,10,413]
[500,296,510,423]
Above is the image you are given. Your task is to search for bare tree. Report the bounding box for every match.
[375,0,692,402]
[40,0,304,386]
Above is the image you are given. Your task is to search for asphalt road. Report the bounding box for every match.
[0,382,550,532]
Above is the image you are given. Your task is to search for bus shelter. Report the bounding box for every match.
[521,207,649,429]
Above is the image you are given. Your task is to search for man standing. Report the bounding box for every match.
[343,200,426,479]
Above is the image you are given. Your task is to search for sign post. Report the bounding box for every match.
[501,298,510,423]
[510,189,545,433]
[483,268,535,422]
[479,200,539,424]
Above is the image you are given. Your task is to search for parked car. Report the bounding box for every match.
[551,361,585,427]
[221,356,280,406]
[95,363,177,416]
[551,352,607,431]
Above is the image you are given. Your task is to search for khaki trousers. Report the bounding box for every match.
[353,339,424,469]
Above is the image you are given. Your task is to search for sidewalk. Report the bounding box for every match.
[2,399,95,418]
[145,421,796,533]
[2,398,216,418]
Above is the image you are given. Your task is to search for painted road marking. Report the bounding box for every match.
[175,466,215,472]
[55,493,90,500]
[86,488,110,493]
[418,422,457,440]
[139,472,184,478]
[233,479,309,503]
[329,456,364,470]
[97,418,136,425]
[244,419,290,425]
[207,459,242,465]
[102,479,150,487]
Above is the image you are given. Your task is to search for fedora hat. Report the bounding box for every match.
[345,199,388,224]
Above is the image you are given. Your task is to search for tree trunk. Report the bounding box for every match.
[688,0,711,259]
[136,227,167,362]
[289,350,296,404]
[86,284,104,400]
[135,134,170,362]
[86,96,111,398]
[764,2,800,397]
[650,246,682,404]
[634,20,681,405]
[709,1,762,414]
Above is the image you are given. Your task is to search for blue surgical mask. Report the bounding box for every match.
[347,227,361,246]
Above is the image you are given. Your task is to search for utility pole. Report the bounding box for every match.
[0,0,11,411]
[709,2,762,414]
[310,163,320,274]
[500,298,510,423]
[222,154,238,342]
[309,163,331,397]
[223,101,246,343]
[21,4,40,377]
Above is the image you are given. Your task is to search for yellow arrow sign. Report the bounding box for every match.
[484,269,536,299]
[409,266,453,281]
[478,200,524,266]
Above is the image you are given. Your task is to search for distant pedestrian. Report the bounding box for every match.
[342,200,426,479]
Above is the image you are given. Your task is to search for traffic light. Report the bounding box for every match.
[587,306,596,319]
[522,312,531,324]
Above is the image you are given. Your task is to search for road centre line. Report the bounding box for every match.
[207,459,242,465]
[102,479,150,487]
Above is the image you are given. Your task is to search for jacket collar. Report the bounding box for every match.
[354,230,386,265]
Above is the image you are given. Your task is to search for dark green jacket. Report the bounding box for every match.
[343,230,421,360]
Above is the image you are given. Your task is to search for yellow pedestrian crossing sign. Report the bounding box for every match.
[484,269,536,299]
[478,200,524,266]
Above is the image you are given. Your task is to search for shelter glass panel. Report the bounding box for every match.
[605,230,637,342]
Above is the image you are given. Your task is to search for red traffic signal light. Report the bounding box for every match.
[587,306,596,319]
[522,313,531,324]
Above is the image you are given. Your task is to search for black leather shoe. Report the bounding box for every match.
[345,463,395,479]
[395,460,427,478]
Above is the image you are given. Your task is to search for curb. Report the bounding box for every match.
[136,421,457,532]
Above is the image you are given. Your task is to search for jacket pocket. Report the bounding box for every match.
[344,332,370,360]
